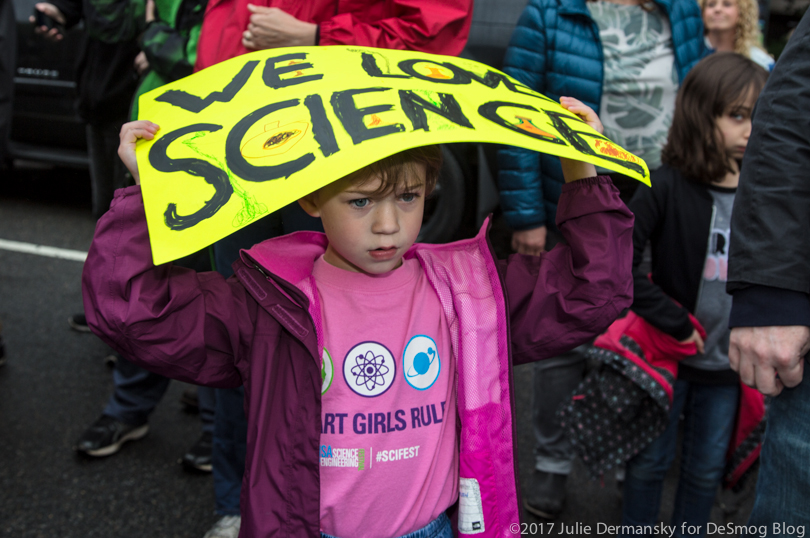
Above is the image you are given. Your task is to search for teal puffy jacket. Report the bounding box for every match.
[496,0,706,231]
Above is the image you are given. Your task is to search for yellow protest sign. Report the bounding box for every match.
[137,45,649,264]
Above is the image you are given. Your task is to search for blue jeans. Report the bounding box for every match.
[748,369,810,533]
[212,386,246,515]
[104,356,170,426]
[321,512,453,538]
[621,379,740,538]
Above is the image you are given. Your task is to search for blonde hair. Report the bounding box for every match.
[700,0,768,57]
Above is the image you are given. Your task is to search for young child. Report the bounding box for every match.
[620,53,768,537]
[84,98,633,538]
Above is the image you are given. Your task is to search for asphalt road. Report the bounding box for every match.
[0,163,756,537]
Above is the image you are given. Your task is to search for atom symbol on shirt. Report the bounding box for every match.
[350,350,390,391]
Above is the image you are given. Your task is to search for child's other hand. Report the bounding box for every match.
[679,329,705,354]
[118,121,159,185]
[557,97,599,183]
[559,96,603,134]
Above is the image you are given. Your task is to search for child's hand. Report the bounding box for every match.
[118,121,159,185]
[560,96,604,134]
[558,97,600,183]
[679,328,706,354]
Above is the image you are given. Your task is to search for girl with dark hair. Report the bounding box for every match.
[620,52,768,537]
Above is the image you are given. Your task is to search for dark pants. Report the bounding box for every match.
[621,380,740,537]
[86,121,128,218]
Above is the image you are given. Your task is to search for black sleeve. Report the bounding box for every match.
[730,285,810,327]
[727,10,810,305]
[628,174,694,340]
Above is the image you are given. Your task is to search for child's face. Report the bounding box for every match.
[717,97,754,162]
[299,165,426,275]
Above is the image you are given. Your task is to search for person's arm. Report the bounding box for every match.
[496,0,552,254]
[81,0,146,44]
[503,98,635,363]
[315,0,472,56]
[726,10,810,395]
[626,173,697,343]
[241,0,472,55]
[82,121,248,388]
[139,0,205,81]
[502,174,634,364]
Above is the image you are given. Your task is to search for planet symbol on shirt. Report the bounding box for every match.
[402,335,440,390]
[407,347,436,378]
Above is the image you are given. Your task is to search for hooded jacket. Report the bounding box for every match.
[82,176,633,537]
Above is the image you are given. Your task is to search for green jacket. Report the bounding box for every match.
[131,0,207,119]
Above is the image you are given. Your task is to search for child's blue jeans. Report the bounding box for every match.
[620,379,740,538]
[321,512,453,538]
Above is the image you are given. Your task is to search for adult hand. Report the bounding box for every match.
[29,3,66,41]
[134,51,150,75]
[242,4,317,50]
[679,328,705,354]
[512,226,547,256]
[729,325,810,396]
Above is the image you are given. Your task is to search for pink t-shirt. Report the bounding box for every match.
[312,256,458,538]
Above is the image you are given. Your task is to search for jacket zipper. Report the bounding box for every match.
[482,217,524,511]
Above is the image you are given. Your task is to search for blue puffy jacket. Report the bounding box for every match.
[496,0,706,231]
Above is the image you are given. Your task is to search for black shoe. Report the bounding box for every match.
[182,431,213,473]
[68,313,92,333]
[103,353,118,368]
[523,471,567,519]
[75,414,149,457]
[179,387,200,414]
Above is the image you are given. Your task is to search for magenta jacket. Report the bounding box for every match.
[82,176,633,538]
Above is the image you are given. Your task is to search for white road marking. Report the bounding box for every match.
[0,238,87,262]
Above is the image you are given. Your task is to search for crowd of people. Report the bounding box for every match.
[5,0,809,536]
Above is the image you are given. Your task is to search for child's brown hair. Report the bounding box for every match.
[662,52,767,184]
[339,145,443,196]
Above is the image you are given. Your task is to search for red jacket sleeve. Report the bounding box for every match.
[195,0,473,72]
[318,0,473,55]
[500,176,635,364]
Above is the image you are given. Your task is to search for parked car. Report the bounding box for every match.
[9,0,88,168]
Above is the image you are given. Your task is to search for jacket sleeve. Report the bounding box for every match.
[727,10,810,326]
[496,0,551,230]
[627,176,695,340]
[82,186,253,388]
[140,19,201,81]
[317,0,472,56]
[501,176,634,364]
[81,0,146,43]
